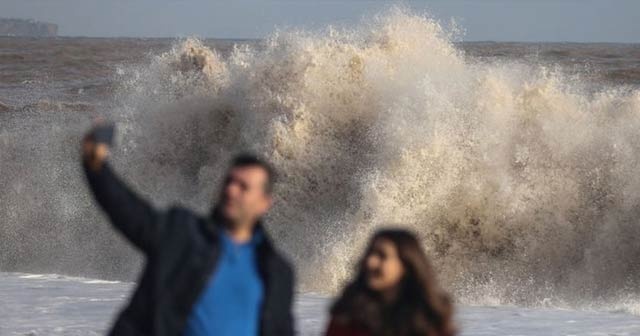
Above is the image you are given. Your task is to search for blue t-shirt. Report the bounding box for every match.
[183,231,264,336]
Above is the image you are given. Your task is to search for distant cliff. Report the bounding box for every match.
[0,18,58,37]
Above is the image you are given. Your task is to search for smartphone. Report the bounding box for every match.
[92,123,115,146]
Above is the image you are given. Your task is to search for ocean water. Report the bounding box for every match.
[2,8,640,335]
[2,272,640,336]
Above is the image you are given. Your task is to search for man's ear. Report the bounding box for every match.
[262,194,274,213]
[267,194,274,207]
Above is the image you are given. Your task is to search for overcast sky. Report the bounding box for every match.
[1,0,638,42]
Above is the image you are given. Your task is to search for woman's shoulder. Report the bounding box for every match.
[325,317,371,336]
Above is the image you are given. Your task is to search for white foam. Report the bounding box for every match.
[2,272,640,335]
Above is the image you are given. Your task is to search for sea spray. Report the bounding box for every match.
[102,8,640,306]
[109,9,640,307]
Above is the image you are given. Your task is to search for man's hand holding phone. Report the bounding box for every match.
[83,122,115,172]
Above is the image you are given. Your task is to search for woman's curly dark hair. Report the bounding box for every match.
[330,229,456,336]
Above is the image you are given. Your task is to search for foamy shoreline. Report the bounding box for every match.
[2,272,640,335]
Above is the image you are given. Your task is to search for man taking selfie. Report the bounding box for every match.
[82,123,295,336]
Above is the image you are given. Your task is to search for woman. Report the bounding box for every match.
[325,229,455,336]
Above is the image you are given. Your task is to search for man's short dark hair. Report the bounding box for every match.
[230,153,276,194]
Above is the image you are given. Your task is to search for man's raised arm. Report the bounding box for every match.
[82,124,160,254]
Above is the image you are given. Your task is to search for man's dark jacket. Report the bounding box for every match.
[84,163,295,336]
